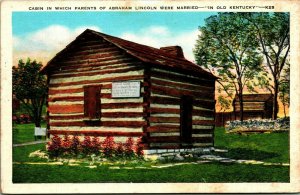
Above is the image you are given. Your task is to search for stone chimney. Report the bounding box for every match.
[160,46,184,58]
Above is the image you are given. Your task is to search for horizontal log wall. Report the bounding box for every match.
[48,37,145,140]
[234,102,265,111]
[147,67,215,149]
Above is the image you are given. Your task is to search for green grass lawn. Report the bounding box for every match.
[13,144,47,162]
[214,127,289,163]
[13,122,46,144]
[12,126,290,183]
[13,162,289,183]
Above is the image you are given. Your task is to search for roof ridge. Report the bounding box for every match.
[42,29,217,79]
[86,29,215,78]
[87,29,195,63]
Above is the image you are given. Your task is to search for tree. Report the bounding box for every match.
[278,64,290,118]
[194,13,263,121]
[217,95,231,112]
[13,58,47,127]
[243,13,290,119]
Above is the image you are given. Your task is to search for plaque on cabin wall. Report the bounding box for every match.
[112,81,141,98]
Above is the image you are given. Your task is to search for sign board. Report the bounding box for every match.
[112,81,141,98]
[34,127,47,136]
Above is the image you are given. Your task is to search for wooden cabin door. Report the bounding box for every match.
[180,95,193,143]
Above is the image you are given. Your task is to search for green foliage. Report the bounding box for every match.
[243,13,290,119]
[194,13,263,117]
[244,13,289,52]
[195,12,290,119]
[254,72,273,94]
[13,58,47,127]
[217,95,231,112]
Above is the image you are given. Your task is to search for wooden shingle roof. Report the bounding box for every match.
[42,29,217,79]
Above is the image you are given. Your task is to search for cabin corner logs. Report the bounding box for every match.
[42,29,217,151]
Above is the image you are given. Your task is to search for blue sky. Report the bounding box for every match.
[13,11,216,64]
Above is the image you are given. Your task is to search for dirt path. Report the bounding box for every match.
[12,160,289,168]
[13,140,47,147]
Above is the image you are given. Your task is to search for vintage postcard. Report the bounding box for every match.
[1,0,300,193]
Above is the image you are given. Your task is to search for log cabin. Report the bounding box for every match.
[232,94,274,120]
[41,29,217,153]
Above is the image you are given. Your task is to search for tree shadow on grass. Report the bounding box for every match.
[219,148,279,161]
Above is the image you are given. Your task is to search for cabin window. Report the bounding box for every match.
[84,85,101,120]
[180,95,193,142]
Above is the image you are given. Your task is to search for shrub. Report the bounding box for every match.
[115,142,125,158]
[46,134,145,160]
[61,135,72,155]
[102,136,116,158]
[19,114,32,124]
[91,136,101,155]
[81,136,92,155]
[124,137,135,158]
[47,135,62,158]
[135,137,144,158]
[12,115,18,123]
[70,135,80,155]
[13,113,32,124]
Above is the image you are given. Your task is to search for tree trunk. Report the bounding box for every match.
[239,93,244,121]
[283,103,286,118]
[33,96,46,128]
[32,101,41,127]
[237,81,244,121]
[282,91,287,118]
[33,109,41,127]
[273,81,279,120]
[35,119,41,127]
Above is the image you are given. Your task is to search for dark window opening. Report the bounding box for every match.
[180,95,193,143]
[84,85,101,120]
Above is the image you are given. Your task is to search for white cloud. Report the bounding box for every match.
[120,26,200,61]
[121,32,161,48]
[13,25,101,66]
[14,25,101,52]
[147,26,170,36]
[13,24,200,66]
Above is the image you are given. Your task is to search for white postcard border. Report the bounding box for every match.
[1,0,300,193]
